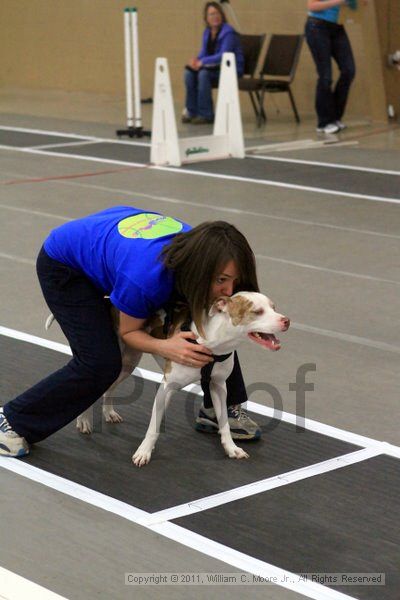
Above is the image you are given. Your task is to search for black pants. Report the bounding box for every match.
[3,247,247,444]
[305,17,356,127]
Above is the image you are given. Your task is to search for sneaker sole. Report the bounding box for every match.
[0,442,30,457]
[0,446,29,457]
[195,421,261,440]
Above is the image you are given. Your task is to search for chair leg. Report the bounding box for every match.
[257,88,267,127]
[248,91,260,121]
[288,87,300,123]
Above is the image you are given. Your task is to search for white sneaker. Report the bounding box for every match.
[0,408,29,457]
[336,120,347,130]
[316,123,340,134]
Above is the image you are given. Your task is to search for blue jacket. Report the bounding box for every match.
[198,23,244,76]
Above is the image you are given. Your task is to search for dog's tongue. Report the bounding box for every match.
[248,332,281,351]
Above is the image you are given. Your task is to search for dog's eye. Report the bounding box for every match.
[253,309,264,316]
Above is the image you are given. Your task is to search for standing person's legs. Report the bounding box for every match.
[2,247,122,445]
[202,353,247,408]
[198,353,261,440]
[184,68,199,117]
[305,19,336,128]
[331,26,356,122]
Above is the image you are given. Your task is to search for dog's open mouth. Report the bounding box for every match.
[248,332,281,351]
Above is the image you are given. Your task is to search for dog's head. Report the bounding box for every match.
[209,292,290,351]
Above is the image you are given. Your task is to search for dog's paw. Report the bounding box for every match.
[132,444,154,467]
[103,408,123,424]
[76,417,93,434]
[224,444,249,459]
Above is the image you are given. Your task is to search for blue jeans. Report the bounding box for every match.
[3,247,122,444]
[3,248,247,443]
[184,67,220,120]
[305,17,356,127]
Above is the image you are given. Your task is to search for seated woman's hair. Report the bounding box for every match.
[203,2,226,25]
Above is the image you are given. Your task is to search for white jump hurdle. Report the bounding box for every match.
[116,7,150,138]
[150,53,244,167]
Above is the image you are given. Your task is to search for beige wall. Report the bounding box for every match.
[0,0,389,122]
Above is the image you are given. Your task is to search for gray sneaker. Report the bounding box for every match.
[195,404,261,440]
[0,408,29,457]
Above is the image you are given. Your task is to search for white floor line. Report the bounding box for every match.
[0,252,35,266]
[256,254,400,287]
[28,140,102,151]
[291,322,400,354]
[0,124,150,146]
[248,154,400,176]
[139,447,382,525]
[148,522,358,600]
[56,179,400,241]
[1,143,399,205]
[0,203,70,222]
[0,457,356,600]
[0,566,68,600]
[245,401,389,450]
[2,176,398,240]
[246,140,359,153]
[1,325,399,453]
[0,326,395,600]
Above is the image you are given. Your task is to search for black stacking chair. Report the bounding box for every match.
[211,33,266,124]
[257,34,304,125]
[237,34,266,121]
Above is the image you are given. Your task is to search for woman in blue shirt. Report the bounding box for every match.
[183,2,244,124]
[306,0,361,134]
[0,207,261,457]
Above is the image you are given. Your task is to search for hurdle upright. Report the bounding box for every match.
[150,53,244,167]
[116,7,150,138]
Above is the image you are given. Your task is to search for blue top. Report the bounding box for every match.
[309,3,340,23]
[44,206,191,318]
[198,23,244,76]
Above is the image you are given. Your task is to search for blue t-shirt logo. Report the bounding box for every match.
[117,213,183,239]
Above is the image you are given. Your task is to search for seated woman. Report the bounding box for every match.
[183,1,244,124]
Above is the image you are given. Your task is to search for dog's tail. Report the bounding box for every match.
[45,313,55,331]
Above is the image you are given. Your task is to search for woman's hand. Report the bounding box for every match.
[159,330,214,368]
[188,57,202,71]
[119,310,213,368]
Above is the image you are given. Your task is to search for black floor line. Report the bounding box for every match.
[1,129,400,200]
[174,455,400,600]
[1,335,360,513]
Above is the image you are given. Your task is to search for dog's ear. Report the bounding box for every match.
[208,296,231,316]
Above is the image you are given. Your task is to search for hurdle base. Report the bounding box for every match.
[116,126,151,138]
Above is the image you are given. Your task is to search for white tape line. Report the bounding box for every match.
[0,565,68,600]
[0,325,398,451]
[139,447,382,525]
[148,522,358,600]
[0,457,148,523]
[247,153,400,176]
[0,455,356,600]
[1,141,399,205]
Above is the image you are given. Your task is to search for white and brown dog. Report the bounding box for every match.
[46,292,289,465]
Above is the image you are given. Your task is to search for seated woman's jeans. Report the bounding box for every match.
[305,17,356,127]
[184,67,220,120]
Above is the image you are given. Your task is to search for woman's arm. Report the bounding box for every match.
[119,311,213,367]
[307,0,346,10]
[200,30,237,67]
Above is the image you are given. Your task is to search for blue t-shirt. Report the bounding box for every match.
[309,4,340,23]
[43,206,191,318]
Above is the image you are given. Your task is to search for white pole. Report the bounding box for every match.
[131,9,142,127]
[124,10,134,128]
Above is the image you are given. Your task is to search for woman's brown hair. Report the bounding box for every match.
[162,221,259,334]
[203,2,226,26]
